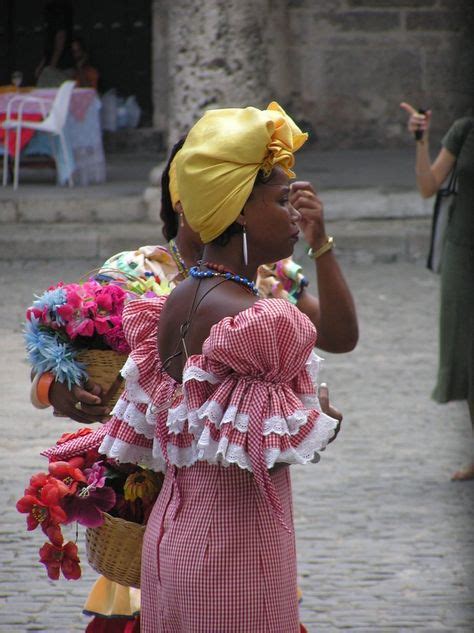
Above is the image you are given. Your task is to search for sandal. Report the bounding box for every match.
[451,463,474,481]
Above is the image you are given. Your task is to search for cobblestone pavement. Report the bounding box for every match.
[1,257,473,632]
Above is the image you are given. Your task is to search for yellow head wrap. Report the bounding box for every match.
[175,102,308,243]
[168,155,180,208]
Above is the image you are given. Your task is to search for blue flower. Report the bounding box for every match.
[31,287,68,325]
[24,318,87,389]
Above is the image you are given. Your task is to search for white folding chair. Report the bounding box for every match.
[2,80,76,189]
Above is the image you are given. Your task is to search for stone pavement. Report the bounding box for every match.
[0,252,473,632]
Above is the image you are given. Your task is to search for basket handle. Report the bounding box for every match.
[101,373,124,407]
[77,267,150,295]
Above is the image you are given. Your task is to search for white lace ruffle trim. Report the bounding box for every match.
[99,406,337,473]
[101,347,337,472]
[182,365,221,385]
[99,435,165,472]
[112,397,154,439]
[186,400,318,437]
[306,349,324,384]
[193,408,337,470]
[119,357,150,403]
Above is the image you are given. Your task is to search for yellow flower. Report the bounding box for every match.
[127,277,172,297]
[123,469,162,502]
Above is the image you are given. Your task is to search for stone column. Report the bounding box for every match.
[161,0,288,146]
[152,0,169,133]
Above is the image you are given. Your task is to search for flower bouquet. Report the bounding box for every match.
[16,428,163,584]
[24,271,167,407]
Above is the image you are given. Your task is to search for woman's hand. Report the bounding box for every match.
[49,379,111,424]
[290,179,358,353]
[290,181,327,250]
[400,102,432,138]
[318,383,343,443]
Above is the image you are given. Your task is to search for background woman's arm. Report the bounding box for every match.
[400,102,456,198]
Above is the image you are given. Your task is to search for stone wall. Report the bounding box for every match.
[284,0,474,148]
[153,0,289,146]
[153,0,474,149]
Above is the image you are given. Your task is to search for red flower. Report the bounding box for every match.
[26,306,44,321]
[48,461,87,493]
[82,448,102,468]
[56,428,93,445]
[67,456,85,468]
[17,474,69,540]
[16,492,67,533]
[24,472,50,496]
[39,541,81,580]
[44,523,64,547]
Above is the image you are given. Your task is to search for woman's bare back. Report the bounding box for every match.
[158,277,258,383]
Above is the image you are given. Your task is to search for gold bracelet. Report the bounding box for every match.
[307,236,334,260]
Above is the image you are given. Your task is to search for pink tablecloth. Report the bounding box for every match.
[0,88,96,123]
[0,87,105,185]
[0,113,43,156]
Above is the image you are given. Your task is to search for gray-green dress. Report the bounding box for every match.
[432,117,474,405]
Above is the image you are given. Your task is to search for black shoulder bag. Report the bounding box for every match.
[426,167,457,274]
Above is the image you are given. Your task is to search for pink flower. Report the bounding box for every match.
[93,286,127,335]
[104,323,130,353]
[98,284,127,310]
[56,285,98,339]
[62,485,116,528]
[68,317,95,338]
[85,462,106,488]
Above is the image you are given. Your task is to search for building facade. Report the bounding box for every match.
[2,0,473,149]
[153,0,474,148]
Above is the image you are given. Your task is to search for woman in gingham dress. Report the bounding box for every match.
[40,117,356,630]
[43,103,344,631]
[112,103,340,632]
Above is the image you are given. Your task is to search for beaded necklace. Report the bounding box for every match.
[168,239,189,277]
[189,262,259,296]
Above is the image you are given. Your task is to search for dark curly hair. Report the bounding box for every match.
[160,136,186,242]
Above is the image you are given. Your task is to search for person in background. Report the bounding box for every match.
[71,37,100,90]
[35,0,75,87]
[400,101,474,480]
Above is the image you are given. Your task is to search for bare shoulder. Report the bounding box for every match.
[203,284,258,325]
[159,278,260,359]
[161,278,257,320]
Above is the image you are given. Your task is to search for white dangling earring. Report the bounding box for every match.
[179,212,185,227]
[242,224,248,266]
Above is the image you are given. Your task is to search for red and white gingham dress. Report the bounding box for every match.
[45,297,337,632]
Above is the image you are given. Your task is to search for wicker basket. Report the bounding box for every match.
[76,349,127,408]
[86,512,145,588]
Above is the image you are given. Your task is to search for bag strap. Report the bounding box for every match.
[445,167,457,194]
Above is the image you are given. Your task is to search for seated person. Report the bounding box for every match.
[71,37,99,90]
